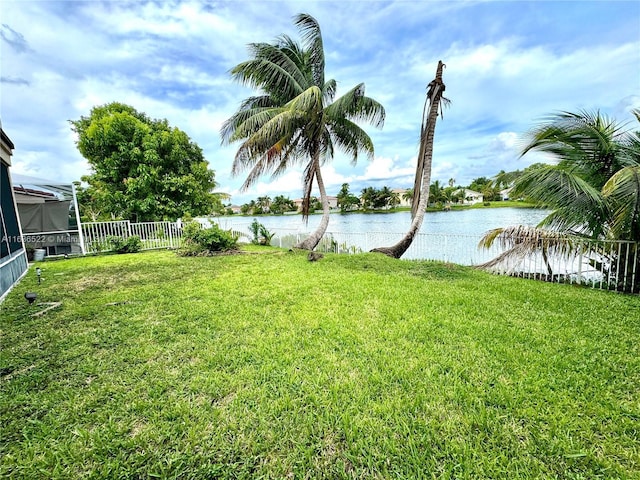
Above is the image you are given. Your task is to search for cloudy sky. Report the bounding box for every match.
[2,1,639,205]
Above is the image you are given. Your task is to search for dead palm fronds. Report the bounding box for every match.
[477,225,576,275]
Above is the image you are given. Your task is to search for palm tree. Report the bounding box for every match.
[429,180,445,204]
[478,109,640,291]
[402,188,414,206]
[256,195,272,213]
[221,13,385,250]
[372,60,449,258]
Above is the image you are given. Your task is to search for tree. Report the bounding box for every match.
[336,183,360,212]
[388,190,400,209]
[468,176,492,193]
[71,102,219,222]
[378,186,395,209]
[429,180,445,204]
[221,13,385,250]
[479,109,640,291]
[371,60,449,258]
[402,188,414,206]
[360,186,377,211]
[256,196,272,213]
[270,195,295,214]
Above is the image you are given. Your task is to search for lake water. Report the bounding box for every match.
[205,207,550,264]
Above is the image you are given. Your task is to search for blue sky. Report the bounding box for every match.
[2,0,639,205]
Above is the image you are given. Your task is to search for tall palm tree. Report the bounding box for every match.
[478,109,640,290]
[221,13,385,250]
[372,60,449,258]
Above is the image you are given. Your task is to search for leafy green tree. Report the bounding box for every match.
[221,13,385,250]
[468,176,492,193]
[270,195,296,214]
[308,196,323,212]
[377,186,395,209]
[240,201,255,215]
[256,196,272,213]
[360,187,377,210]
[73,181,107,221]
[71,102,219,222]
[359,186,397,210]
[479,109,640,291]
[336,183,360,212]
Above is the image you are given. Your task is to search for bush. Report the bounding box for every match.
[249,219,275,246]
[107,235,142,254]
[179,221,238,256]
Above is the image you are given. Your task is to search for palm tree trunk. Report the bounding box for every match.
[296,161,330,250]
[372,60,446,259]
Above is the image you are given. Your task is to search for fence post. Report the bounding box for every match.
[577,250,583,285]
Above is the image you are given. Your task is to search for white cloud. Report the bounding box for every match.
[1,0,638,204]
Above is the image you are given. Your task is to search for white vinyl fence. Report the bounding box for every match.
[82,220,182,253]
[81,220,639,294]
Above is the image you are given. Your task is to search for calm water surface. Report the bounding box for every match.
[212,208,548,237]
[207,207,549,264]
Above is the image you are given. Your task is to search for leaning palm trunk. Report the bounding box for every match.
[371,60,447,258]
[296,161,331,250]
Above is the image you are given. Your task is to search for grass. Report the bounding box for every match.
[1,248,639,479]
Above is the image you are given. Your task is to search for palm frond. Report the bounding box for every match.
[285,85,323,114]
[323,79,337,104]
[325,83,385,128]
[477,225,576,271]
[328,119,374,164]
[294,13,325,87]
[602,165,640,240]
[231,46,306,101]
[520,110,628,188]
[512,164,607,236]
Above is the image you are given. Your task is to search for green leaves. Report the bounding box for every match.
[221,12,385,203]
[513,109,640,241]
[71,102,219,221]
[602,166,640,239]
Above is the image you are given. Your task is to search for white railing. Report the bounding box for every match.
[476,238,639,294]
[82,220,182,253]
[266,227,639,293]
[80,220,639,293]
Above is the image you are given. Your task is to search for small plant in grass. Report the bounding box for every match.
[249,219,275,246]
[106,235,142,254]
[178,220,238,255]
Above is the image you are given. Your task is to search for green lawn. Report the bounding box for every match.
[1,249,639,479]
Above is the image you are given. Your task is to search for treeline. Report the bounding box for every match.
[228,168,536,216]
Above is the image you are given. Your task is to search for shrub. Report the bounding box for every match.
[249,219,275,245]
[107,235,142,254]
[179,220,238,256]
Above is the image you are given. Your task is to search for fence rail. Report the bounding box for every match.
[81,220,639,294]
[82,220,182,253]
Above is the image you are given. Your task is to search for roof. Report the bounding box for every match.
[10,173,75,201]
[13,185,57,199]
[1,127,15,150]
